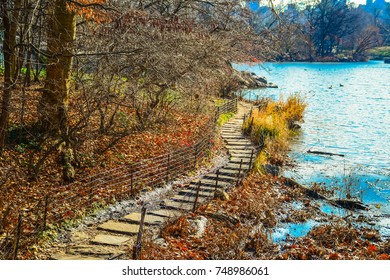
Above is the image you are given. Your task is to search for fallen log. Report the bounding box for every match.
[330,199,369,211]
[284,177,327,200]
[307,149,345,157]
[283,177,368,211]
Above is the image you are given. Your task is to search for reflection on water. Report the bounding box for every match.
[234,61,390,216]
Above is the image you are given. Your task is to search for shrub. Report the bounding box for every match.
[243,95,306,168]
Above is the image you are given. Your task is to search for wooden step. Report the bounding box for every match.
[230,153,253,159]
[203,173,237,182]
[91,234,131,246]
[171,195,208,204]
[120,213,167,225]
[163,201,195,211]
[221,136,247,140]
[223,163,251,170]
[229,157,252,163]
[189,179,230,188]
[148,209,183,218]
[68,245,125,257]
[50,253,104,260]
[178,189,215,197]
[226,146,254,151]
[217,168,244,176]
[187,184,224,193]
[98,221,140,235]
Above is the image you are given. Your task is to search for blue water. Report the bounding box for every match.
[273,220,318,242]
[235,61,390,217]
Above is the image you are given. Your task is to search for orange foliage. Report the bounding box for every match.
[66,0,111,23]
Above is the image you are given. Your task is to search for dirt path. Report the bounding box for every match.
[45,101,257,260]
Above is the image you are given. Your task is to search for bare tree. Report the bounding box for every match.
[0,0,22,151]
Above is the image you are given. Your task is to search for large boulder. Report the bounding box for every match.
[238,71,268,88]
[263,164,280,177]
[232,70,278,90]
[267,82,278,88]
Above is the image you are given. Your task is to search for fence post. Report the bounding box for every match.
[214,170,219,193]
[130,165,134,195]
[133,205,147,260]
[193,181,201,212]
[43,195,49,231]
[236,159,243,186]
[166,154,170,182]
[12,212,23,260]
[250,116,254,132]
[89,180,94,207]
[249,149,254,171]
[194,145,198,169]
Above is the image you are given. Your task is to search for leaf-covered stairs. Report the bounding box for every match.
[49,102,257,260]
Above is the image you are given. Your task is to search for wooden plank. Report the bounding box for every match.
[120,213,167,225]
[98,221,140,236]
[91,234,131,246]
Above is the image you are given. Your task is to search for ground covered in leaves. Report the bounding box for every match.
[140,173,390,260]
[0,82,215,243]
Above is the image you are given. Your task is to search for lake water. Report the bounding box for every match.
[235,61,390,222]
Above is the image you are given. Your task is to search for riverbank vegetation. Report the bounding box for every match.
[242,96,306,168]
[368,46,390,60]
[141,173,390,260]
[140,97,390,260]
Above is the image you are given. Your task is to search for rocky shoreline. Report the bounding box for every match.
[233,70,278,89]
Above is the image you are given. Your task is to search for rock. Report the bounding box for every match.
[263,164,280,177]
[153,237,168,248]
[214,189,229,201]
[234,71,269,89]
[290,122,302,130]
[121,212,166,225]
[254,76,268,84]
[97,221,140,235]
[189,216,208,238]
[384,58,390,64]
[267,82,278,88]
[255,81,268,87]
[68,245,124,256]
[92,234,131,246]
[149,209,182,218]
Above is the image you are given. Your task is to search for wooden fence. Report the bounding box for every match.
[0,98,237,259]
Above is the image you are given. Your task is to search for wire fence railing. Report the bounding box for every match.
[0,98,237,259]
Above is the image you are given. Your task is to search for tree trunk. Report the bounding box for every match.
[0,0,22,151]
[40,0,76,135]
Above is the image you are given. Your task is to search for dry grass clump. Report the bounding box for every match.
[308,224,359,248]
[243,95,306,168]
